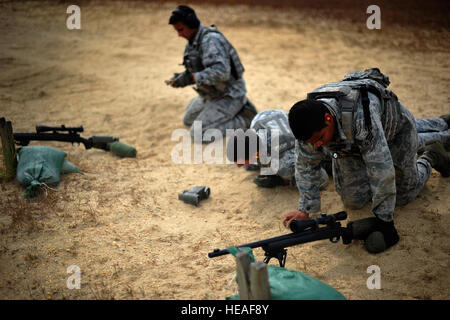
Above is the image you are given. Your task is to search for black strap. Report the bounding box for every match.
[307,89,349,101]
[361,85,372,132]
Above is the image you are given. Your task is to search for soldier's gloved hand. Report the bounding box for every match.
[347,217,378,240]
[364,218,400,254]
[169,72,193,88]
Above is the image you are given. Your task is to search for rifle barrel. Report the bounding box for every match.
[14,132,90,148]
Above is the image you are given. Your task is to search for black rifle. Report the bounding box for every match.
[208,211,352,267]
[13,125,119,150]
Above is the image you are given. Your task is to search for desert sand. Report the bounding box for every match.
[0,0,449,300]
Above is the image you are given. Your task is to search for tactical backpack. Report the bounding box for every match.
[307,68,399,150]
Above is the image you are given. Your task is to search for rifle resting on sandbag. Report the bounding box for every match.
[13,124,137,157]
[14,124,117,150]
[208,211,353,267]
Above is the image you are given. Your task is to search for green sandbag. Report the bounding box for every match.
[61,159,82,174]
[107,141,137,158]
[226,247,346,300]
[16,146,67,198]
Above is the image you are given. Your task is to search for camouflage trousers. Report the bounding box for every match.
[416,118,449,148]
[183,95,248,139]
[332,110,440,222]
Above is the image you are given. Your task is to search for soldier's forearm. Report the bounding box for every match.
[361,135,396,222]
[296,166,323,213]
[171,71,194,87]
[194,70,229,86]
[298,193,321,214]
[194,60,230,86]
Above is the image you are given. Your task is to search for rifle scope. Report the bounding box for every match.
[290,211,347,233]
[36,124,84,134]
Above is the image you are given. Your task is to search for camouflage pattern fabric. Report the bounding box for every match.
[180,24,252,136]
[295,91,438,222]
[416,118,449,148]
[251,110,296,182]
[279,147,329,189]
[251,110,329,189]
[183,96,248,137]
[250,110,295,154]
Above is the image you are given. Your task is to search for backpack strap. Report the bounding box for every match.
[360,85,372,133]
[306,87,350,100]
[340,95,356,150]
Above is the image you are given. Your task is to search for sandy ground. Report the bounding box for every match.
[0,0,449,300]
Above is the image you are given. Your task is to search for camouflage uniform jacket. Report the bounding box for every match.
[250,110,296,179]
[296,89,410,219]
[181,24,247,100]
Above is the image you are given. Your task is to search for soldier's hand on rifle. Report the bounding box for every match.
[283,210,309,228]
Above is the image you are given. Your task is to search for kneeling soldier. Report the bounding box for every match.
[284,68,450,254]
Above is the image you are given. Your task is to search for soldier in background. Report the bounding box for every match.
[226,109,330,189]
[283,68,450,254]
[226,109,448,190]
[166,5,257,140]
